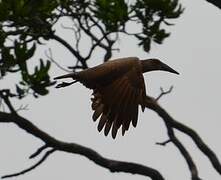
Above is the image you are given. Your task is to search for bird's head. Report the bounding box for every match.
[141,58,179,75]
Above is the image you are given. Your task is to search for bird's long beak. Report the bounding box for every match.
[161,63,179,75]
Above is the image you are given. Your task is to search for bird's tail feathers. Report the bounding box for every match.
[54,72,79,88]
[54,72,78,80]
[55,80,78,88]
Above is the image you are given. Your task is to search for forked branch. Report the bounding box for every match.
[2,149,56,179]
[155,86,173,101]
[144,96,221,177]
[0,111,164,180]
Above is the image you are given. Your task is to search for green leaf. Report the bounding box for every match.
[26,43,36,59]
[93,0,128,31]
[16,84,25,99]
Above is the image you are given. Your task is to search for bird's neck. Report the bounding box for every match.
[141,59,160,73]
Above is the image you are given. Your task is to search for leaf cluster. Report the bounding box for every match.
[0,0,183,99]
[0,0,60,98]
[132,0,183,51]
[0,40,54,98]
[92,0,129,32]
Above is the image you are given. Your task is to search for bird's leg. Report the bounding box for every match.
[55,80,77,88]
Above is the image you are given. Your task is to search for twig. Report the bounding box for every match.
[45,48,71,72]
[51,34,88,69]
[155,86,173,101]
[77,16,109,50]
[156,139,171,146]
[61,21,82,53]
[15,104,29,112]
[0,97,5,112]
[0,89,17,114]
[29,144,49,159]
[2,149,56,179]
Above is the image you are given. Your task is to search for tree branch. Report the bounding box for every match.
[154,87,202,179]
[0,111,164,180]
[1,95,220,179]
[2,149,56,179]
[51,34,88,69]
[156,139,171,146]
[29,144,49,159]
[155,86,173,101]
[144,96,221,176]
[205,0,221,9]
[0,90,17,114]
[165,123,201,180]
[45,48,71,72]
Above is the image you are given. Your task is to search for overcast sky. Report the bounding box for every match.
[1,0,221,180]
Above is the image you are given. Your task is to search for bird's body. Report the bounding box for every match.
[54,57,178,138]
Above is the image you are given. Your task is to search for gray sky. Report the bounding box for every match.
[1,0,221,179]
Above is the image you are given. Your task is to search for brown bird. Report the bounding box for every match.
[54,57,179,138]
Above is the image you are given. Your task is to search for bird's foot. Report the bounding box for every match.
[55,81,77,88]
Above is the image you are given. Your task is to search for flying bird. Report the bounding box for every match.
[54,57,179,139]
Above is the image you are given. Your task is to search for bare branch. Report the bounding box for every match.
[0,93,220,179]
[0,90,17,114]
[76,15,109,50]
[61,21,82,53]
[165,123,201,180]
[0,111,13,123]
[85,35,108,60]
[156,139,171,146]
[0,111,164,180]
[45,48,71,72]
[29,144,49,159]
[144,97,221,176]
[15,104,29,112]
[2,149,56,179]
[51,34,88,69]
[155,93,201,179]
[0,97,6,112]
[155,86,173,101]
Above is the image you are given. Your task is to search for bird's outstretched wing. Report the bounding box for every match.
[91,67,146,138]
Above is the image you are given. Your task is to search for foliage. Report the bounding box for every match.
[0,0,183,99]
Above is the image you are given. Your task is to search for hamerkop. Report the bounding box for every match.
[54,57,179,138]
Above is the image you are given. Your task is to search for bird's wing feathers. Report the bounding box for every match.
[91,67,146,138]
[75,57,140,89]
